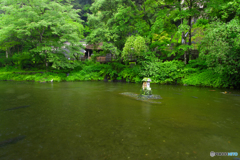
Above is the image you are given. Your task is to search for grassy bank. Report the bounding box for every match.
[0,60,237,89]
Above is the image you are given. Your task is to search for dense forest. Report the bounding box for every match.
[0,0,239,88]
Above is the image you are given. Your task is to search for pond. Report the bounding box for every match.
[0,81,240,160]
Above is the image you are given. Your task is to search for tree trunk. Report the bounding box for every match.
[6,49,8,58]
[187,0,192,63]
[188,17,192,62]
[45,53,48,72]
[182,32,187,65]
[179,0,187,65]
[46,61,48,71]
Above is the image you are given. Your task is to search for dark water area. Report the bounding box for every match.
[0,81,240,160]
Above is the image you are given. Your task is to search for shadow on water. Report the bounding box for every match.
[0,135,26,148]
[4,105,30,111]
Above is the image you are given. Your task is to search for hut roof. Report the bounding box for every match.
[85,42,103,50]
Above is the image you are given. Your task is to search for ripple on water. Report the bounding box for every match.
[17,94,31,99]
[120,92,162,104]
[5,89,15,94]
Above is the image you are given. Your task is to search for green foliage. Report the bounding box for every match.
[122,35,148,59]
[193,19,209,29]
[199,19,240,88]
[182,59,239,88]
[66,62,107,81]
[122,36,135,58]
[186,59,208,70]
[207,0,240,22]
[140,88,152,95]
[141,60,185,84]
[0,56,238,88]
[182,69,223,87]
[0,68,67,82]
[0,57,17,67]
[87,0,172,57]
[0,0,84,70]
[118,65,142,83]
[66,62,143,82]
[0,66,22,72]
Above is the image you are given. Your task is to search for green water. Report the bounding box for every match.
[0,81,240,160]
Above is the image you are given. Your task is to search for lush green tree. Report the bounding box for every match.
[86,0,175,58]
[86,0,135,57]
[0,0,84,70]
[62,0,92,36]
[122,35,148,60]
[199,19,240,87]
[163,0,208,64]
[206,0,240,22]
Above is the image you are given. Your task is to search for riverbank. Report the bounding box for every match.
[0,64,233,88]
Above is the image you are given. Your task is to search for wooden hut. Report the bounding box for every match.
[85,42,103,59]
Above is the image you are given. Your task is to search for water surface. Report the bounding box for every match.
[0,81,240,160]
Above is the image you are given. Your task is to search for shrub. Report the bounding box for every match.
[141,60,185,84]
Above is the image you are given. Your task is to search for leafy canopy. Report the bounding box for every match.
[0,0,84,69]
[199,19,240,76]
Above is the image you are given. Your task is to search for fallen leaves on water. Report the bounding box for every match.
[193,151,197,154]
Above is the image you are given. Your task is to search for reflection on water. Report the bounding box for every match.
[120,92,162,104]
[0,135,26,148]
[17,94,31,99]
[5,89,15,94]
[0,81,240,160]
